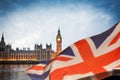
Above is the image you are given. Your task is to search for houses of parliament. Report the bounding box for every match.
[0,29,62,62]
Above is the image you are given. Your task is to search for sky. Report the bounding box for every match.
[0,0,120,51]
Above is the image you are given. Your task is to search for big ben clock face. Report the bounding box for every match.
[57,38,61,41]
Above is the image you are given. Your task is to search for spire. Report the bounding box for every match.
[1,33,4,41]
[57,27,61,39]
[58,27,60,35]
[0,33,6,47]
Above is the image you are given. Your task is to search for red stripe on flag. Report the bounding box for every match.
[27,56,73,71]
[44,56,73,69]
[109,32,120,46]
[75,39,120,79]
[55,56,73,61]
[50,39,120,80]
[115,65,120,68]
[27,65,44,71]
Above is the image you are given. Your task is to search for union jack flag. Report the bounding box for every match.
[26,22,120,80]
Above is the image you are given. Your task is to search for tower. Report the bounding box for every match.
[56,28,62,55]
[0,33,6,47]
[0,33,6,51]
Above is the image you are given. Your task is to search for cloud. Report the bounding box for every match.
[1,4,115,50]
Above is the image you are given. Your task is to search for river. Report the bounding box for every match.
[0,64,34,80]
[0,64,120,80]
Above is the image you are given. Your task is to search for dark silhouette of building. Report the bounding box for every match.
[0,29,62,62]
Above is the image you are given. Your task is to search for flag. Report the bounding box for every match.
[26,22,120,80]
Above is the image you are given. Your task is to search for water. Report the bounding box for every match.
[0,64,120,80]
[0,64,34,80]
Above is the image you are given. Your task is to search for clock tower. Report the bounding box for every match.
[56,28,62,55]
